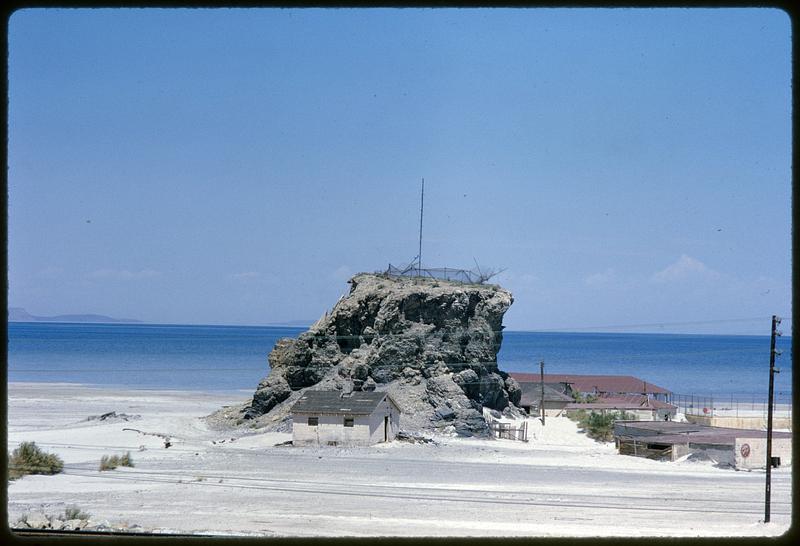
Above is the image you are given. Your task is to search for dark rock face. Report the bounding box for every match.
[247,375,291,417]
[244,273,520,435]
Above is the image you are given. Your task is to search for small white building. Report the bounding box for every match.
[291,390,401,447]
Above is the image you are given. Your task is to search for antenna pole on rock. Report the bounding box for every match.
[418,178,424,277]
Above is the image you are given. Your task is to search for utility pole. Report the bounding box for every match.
[540,360,545,426]
[765,315,782,523]
[418,178,424,277]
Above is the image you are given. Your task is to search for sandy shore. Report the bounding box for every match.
[6,382,792,537]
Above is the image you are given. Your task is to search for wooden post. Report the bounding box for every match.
[765,315,782,523]
[540,360,545,426]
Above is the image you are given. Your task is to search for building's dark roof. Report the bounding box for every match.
[567,395,677,411]
[291,390,394,415]
[615,421,706,434]
[619,430,792,447]
[597,393,676,409]
[614,421,792,447]
[565,402,670,411]
[519,383,573,406]
[511,373,671,395]
[620,433,739,446]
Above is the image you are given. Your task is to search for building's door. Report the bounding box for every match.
[384,416,389,442]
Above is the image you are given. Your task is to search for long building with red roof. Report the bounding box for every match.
[509,373,672,402]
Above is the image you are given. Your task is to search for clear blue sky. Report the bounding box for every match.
[7,8,792,335]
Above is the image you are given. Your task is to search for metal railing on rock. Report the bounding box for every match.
[383,263,494,284]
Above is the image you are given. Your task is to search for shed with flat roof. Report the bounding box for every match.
[518,382,573,416]
[613,421,792,468]
[291,390,401,447]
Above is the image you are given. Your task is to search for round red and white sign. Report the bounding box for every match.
[740,443,751,458]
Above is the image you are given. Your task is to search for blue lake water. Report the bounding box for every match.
[6,322,793,401]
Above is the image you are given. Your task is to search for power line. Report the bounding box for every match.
[7,343,789,374]
[9,317,792,341]
[525,316,793,333]
[8,463,791,513]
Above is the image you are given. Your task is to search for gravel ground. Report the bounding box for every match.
[7,382,792,537]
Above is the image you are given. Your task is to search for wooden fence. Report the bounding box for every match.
[488,420,528,442]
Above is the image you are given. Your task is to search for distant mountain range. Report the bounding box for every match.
[8,307,141,324]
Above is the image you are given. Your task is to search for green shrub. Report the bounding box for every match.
[567,409,588,424]
[63,505,90,520]
[99,452,134,471]
[583,411,632,442]
[8,441,64,480]
[584,411,616,441]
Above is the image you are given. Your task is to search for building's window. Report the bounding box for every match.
[343,417,354,427]
[308,417,319,426]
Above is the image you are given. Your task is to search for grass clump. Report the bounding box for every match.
[567,409,587,423]
[573,411,635,442]
[63,505,90,520]
[583,411,617,442]
[99,452,134,471]
[8,441,64,480]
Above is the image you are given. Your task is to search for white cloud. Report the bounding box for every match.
[584,268,616,286]
[36,266,64,279]
[496,271,538,286]
[230,271,260,281]
[88,268,161,281]
[518,273,539,285]
[651,255,720,283]
[332,265,353,282]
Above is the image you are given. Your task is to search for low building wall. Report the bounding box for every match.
[617,438,681,460]
[688,443,735,467]
[367,401,401,443]
[672,442,690,461]
[734,437,793,470]
[293,413,372,446]
[568,408,656,421]
[686,415,792,430]
[292,397,400,446]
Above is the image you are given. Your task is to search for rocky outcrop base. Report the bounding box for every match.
[14,511,147,533]
[243,273,521,436]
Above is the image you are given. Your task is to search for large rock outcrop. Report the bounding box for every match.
[243,273,521,436]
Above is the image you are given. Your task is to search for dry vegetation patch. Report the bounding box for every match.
[99,452,134,471]
[8,441,64,480]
